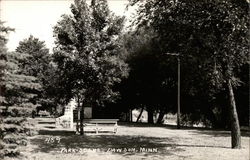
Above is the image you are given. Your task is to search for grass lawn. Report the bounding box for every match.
[7,118,249,160]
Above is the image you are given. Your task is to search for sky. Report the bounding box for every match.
[0,0,132,51]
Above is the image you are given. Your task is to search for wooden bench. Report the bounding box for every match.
[83,119,119,134]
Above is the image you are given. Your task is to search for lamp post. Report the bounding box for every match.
[164,53,181,129]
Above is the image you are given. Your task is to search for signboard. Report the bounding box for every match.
[73,107,92,121]
[84,107,92,119]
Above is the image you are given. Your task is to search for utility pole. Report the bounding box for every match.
[164,53,181,129]
[177,56,180,129]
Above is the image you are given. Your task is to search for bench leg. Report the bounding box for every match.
[114,122,118,134]
[96,123,98,134]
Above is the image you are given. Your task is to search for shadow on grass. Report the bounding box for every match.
[32,130,180,157]
[39,129,76,136]
[191,129,250,137]
[29,128,233,158]
[42,126,56,129]
[120,122,250,137]
[120,122,212,131]
[38,121,55,124]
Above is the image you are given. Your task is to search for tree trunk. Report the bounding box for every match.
[76,108,80,133]
[126,109,132,122]
[126,110,129,122]
[54,105,57,116]
[157,109,165,124]
[228,79,241,149]
[76,98,80,133]
[147,107,154,124]
[79,102,84,135]
[136,107,144,122]
[130,109,133,122]
[62,106,65,116]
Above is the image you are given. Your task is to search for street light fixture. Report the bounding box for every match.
[164,53,181,129]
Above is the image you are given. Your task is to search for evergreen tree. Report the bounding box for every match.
[0,22,40,158]
[16,36,56,113]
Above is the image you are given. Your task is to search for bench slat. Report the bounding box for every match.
[83,119,119,124]
[80,119,118,134]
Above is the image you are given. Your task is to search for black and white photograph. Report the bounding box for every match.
[0,0,249,159]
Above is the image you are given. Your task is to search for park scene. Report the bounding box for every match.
[0,0,249,160]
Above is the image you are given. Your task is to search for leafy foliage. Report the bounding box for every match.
[128,0,249,148]
[53,0,128,107]
[128,0,249,125]
[117,28,178,123]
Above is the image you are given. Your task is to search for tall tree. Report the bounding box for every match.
[0,21,12,159]
[15,36,54,113]
[0,22,40,158]
[16,35,50,78]
[129,0,249,148]
[53,0,128,134]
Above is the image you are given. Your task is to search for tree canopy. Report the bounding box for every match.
[15,35,57,112]
[52,0,129,134]
[128,0,249,148]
